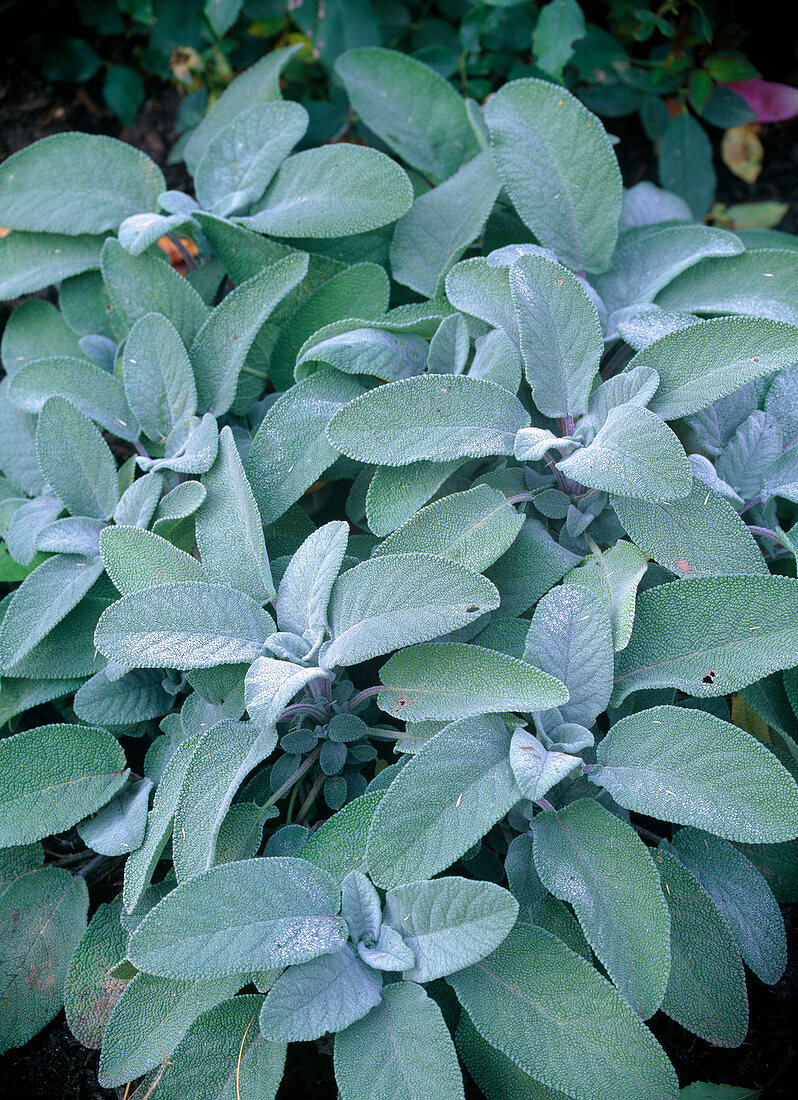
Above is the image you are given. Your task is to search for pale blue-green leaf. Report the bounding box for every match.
[524,583,613,727]
[390,151,501,297]
[0,723,126,846]
[246,370,365,524]
[655,248,798,326]
[654,846,747,1047]
[240,145,413,238]
[9,355,136,441]
[612,575,798,703]
[140,993,285,1100]
[77,777,153,855]
[101,239,208,345]
[296,325,428,383]
[36,516,105,557]
[447,924,678,1100]
[511,253,602,419]
[123,733,204,913]
[341,871,382,944]
[196,427,273,601]
[366,459,464,537]
[297,791,385,885]
[567,540,649,651]
[183,46,302,175]
[532,799,670,1019]
[117,211,195,256]
[0,553,104,670]
[327,374,529,466]
[122,313,196,443]
[718,411,783,500]
[276,521,348,639]
[509,728,582,801]
[356,923,415,971]
[100,525,205,595]
[613,481,766,579]
[378,642,569,723]
[384,877,519,983]
[485,79,622,273]
[1,298,83,375]
[195,100,308,214]
[173,720,278,882]
[73,666,172,727]
[94,582,275,668]
[366,715,521,888]
[127,857,346,979]
[373,485,524,573]
[456,1013,571,1100]
[619,182,691,231]
[593,705,798,843]
[0,133,163,234]
[558,404,692,502]
[191,255,308,416]
[321,553,499,669]
[445,258,517,341]
[486,516,581,618]
[36,396,119,519]
[504,833,591,959]
[335,47,479,182]
[631,316,798,421]
[138,413,219,477]
[97,971,241,1086]
[259,943,382,1042]
[244,657,321,728]
[63,901,129,1049]
[0,231,104,299]
[670,827,786,985]
[594,225,743,315]
[334,981,464,1100]
[114,471,163,529]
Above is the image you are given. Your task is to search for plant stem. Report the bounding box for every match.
[348,685,384,709]
[295,773,326,826]
[263,746,321,808]
[277,703,329,725]
[749,525,783,546]
[166,233,198,272]
[534,797,557,813]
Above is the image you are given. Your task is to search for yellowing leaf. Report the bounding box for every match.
[721,124,763,184]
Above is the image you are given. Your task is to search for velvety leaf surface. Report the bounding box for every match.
[448,925,678,1100]
[593,706,798,843]
[613,575,798,702]
[0,723,126,846]
[366,715,521,887]
[485,79,622,273]
[532,799,670,1019]
[0,867,89,1053]
[127,857,347,978]
[654,846,748,1048]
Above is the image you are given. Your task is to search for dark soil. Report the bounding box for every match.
[2,32,798,1100]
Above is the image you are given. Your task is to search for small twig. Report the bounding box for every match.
[77,854,107,879]
[295,772,326,826]
[262,746,321,808]
[277,702,329,725]
[632,823,664,846]
[348,685,384,709]
[748,525,784,546]
[166,232,197,272]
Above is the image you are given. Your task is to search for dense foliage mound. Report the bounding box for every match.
[2,40,798,1100]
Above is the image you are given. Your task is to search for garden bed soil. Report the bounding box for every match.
[2,45,798,1100]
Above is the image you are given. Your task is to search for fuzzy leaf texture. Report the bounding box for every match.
[592,705,798,843]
